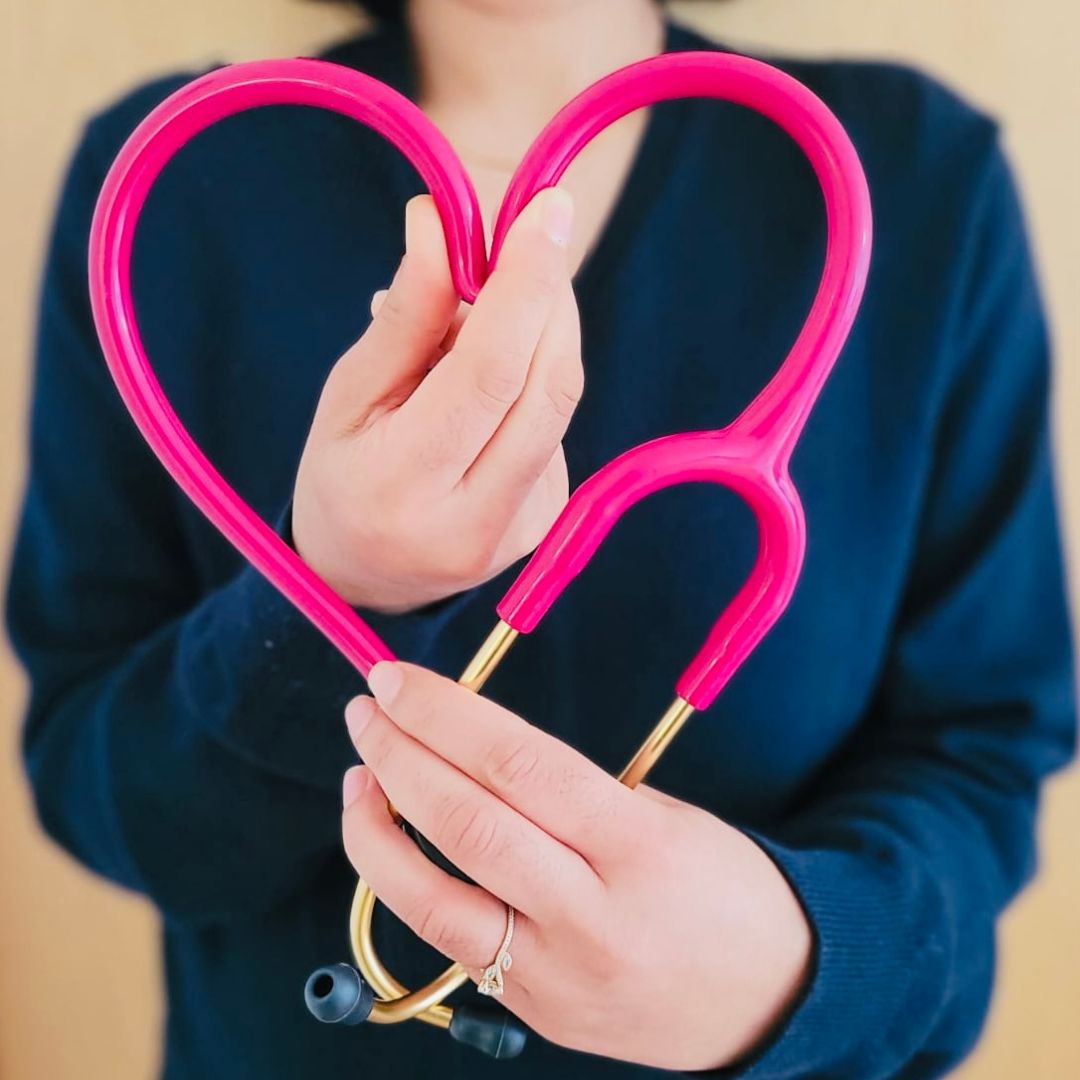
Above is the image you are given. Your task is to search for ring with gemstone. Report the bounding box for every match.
[476,905,515,997]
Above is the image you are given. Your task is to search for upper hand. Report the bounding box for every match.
[293,189,582,614]
[342,662,812,1071]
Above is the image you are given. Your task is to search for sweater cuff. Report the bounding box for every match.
[707,832,938,1080]
[181,506,474,790]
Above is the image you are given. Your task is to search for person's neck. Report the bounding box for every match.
[408,0,665,159]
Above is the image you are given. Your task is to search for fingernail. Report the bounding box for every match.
[343,765,368,809]
[368,661,403,706]
[541,188,573,247]
[346,695,377,738]
[370,289,388,316]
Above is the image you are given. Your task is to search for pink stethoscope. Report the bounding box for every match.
[88,50,871,1059]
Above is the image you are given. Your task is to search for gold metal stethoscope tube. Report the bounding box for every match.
[349,620,695,1027]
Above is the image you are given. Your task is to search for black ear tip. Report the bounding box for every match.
[304,964,375,1026]
[449,1002,528,1059]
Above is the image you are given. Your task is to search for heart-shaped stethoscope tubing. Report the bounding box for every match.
[89,50,870,1059]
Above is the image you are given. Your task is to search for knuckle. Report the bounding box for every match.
[485,738,543,791]
[502,231,561,299]
[397,682,439,732]
[543,371,584,423]
[437,798,501,863]
[529,267,561,307]
[407,895,461,956]
[473,361,528,413]
[360,722,394,771]
[521,245,563,299]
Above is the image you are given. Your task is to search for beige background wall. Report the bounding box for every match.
[1,2,1076,1077]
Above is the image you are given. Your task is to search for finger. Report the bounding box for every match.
[460,278,583,514]
[342,765,515,974]
[491,447,569,562]
[372,290,469,360]
[391,188,573,479]
[366,663,641,867]
[439,302,470,355]
[321,195,460,427]
[346,695,601,919]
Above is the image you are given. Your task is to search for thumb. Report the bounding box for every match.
[319,195,462,428]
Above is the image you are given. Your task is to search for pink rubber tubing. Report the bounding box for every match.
[88,52,872,711]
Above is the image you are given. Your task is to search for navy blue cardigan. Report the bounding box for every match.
[7,20,1075,1080]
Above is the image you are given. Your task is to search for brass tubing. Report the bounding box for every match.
[617,697,696,789]
[350,879,462,1028]
[346,630,694,1029]
[344,621,521,1027]
[458,620,519,692]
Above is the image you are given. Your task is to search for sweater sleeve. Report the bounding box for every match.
[5,117,464,925]
[725,136,1076,1077]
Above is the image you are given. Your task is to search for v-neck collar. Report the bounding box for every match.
[324,20,716,298]
[573,22,708,300]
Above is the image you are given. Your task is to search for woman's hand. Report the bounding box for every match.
[342,663,813,1071]
[293,189,581,614]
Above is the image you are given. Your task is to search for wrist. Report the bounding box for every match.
[712,834,813,1069]
[287,504,436,615]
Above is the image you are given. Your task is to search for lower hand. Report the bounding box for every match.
[342,662,812,1071]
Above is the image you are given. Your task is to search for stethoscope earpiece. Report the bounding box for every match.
[304,962,527,1059]
[304,827,528,1057]
[449,1002,528,1059]
[304,963,375,1026]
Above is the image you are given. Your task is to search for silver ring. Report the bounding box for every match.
[476,904,515,997]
